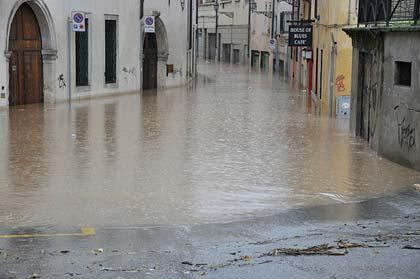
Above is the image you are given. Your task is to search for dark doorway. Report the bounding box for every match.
[208,34,216,60]
[233,49,240,64]
[143,33,158,90]
[359,53,373,142]
[251,50,260,68]
[223,44,231,63]
[8,3,43,106]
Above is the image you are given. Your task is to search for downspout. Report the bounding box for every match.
[196,0,199,76]
[248,0,251,62]
[347,0,351,25]
[271,0,275,39]
[140,0,144,91]
[67,17,72,104]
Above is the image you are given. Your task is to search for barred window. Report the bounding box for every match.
[76,18,89,87]
[105,19,117,84]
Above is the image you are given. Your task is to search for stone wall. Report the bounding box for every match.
[346,27,420,171]
[380,32,420,170]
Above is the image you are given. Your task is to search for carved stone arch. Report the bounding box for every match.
[6,0,57,54]
[155,17,169,89]
[5,0,58,104]
[155,18,169,60]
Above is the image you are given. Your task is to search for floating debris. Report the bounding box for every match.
[263,244,347,257]
[240,255,252,262]
[101,267,140,273]
[92,248,104,255]
[402,245,420,250]
[336,240,366,249]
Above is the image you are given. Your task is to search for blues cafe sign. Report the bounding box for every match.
[288,25,313,47]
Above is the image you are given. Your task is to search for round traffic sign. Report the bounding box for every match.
[269,39,276,49]
[73,13,84,23]
[145,17,154,26]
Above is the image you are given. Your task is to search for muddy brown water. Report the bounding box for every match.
[0,63,419,227]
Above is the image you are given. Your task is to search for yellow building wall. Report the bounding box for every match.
[312,0,357,115]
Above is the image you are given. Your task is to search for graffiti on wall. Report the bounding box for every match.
[122,67,136,83]
[58,74,66,89]
[335,74,346,92]
[398,118,416,149]
[394,104,418,150]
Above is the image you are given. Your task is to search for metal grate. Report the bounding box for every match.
[358,0,420,24]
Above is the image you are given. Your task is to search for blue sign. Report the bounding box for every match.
[71,11,86,32]
[73,13,84,24]
[144,16,155,33]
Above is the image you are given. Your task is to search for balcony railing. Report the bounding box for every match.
[358,0,420,25]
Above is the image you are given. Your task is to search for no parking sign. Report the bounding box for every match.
[144,16,155,33]
[269,38,276,50]
[72,12,86,32]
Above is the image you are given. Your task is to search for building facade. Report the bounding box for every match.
[275,4,292,76]
[289,0,311,91]
[250,0,292,73]
[288,0,356,117]
[143,0,197,89]
[197,0,250,65]
[0,0,196,108]
[250,0,274,71]
[345,0,420,171]
[311,0,357,116]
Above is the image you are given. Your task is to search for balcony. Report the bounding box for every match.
[358,0,420,25]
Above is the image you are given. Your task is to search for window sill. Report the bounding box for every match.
[104,83,119,89]
[76,85,91,93]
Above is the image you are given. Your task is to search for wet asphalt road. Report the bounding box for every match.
[0,62,420,278]
[0,189,420,278]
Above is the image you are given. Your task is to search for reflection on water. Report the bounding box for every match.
[0,63,419,227]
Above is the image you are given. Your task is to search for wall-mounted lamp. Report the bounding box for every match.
[180,0,185,11]
[214,0,219,13]
[250,0,257,12]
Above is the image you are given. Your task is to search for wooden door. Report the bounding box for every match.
[8,3,43,106]
[143,33,158,90]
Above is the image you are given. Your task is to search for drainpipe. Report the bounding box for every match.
[272,0,276,72]
[347,0,351,25]
[67,17,72,104]
[215,1,219,62]
[271,0,275,39]
[248,0,251,61]
[196,0,199,76]
[140,0,144,91]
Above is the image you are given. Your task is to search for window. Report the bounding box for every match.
[395,61,412,87]
[76,18,89,87]
[105,19,117,84]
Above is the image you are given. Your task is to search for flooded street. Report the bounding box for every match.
[0,62,419,227]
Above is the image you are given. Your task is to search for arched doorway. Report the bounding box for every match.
[143,33,158,90]
[8,3,43,106]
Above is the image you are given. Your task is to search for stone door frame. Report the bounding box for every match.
[5,0,58,106]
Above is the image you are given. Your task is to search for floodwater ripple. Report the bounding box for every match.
[0,62,419,227]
